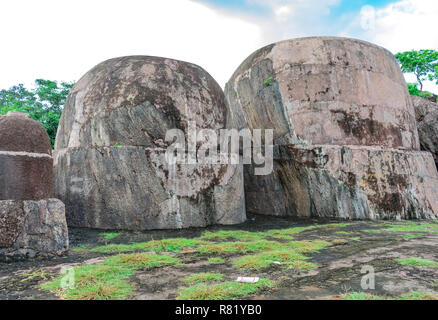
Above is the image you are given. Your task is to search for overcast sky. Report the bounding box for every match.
[1,0,437,92]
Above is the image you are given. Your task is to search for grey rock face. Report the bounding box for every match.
[411,95,438,169]
[0,199,69,261]
[245,145,438,219]
[54,56,246,230]
[225,37,438,220]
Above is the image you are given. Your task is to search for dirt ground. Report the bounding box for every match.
[1,214,437,300]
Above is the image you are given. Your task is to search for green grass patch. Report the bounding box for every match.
[335,291,437,300]
[287,240,331,253]
[401,233,424,241]
[70,244,91,253]
[104,252,181,268]
[395,257,438,268]
[233,249,315,271]
[207,257,226,264]
[200,230,265,242]
[337,292,384,300]
[196,240,279,255]
[362,229,381,234]
[91,238,205,254]
[184,273,224,285]
[20,269,52,282]
[264,226,316,240]
[90,243,134,253]
[177,279,274,300]
[199,224,348,243]
[99,232,121,240]
[41,253,181,300]
[396,291,438,300]
[382,223,438,233]
[321,223,349,228]
[335,231,350,235]
[41,263,135,300]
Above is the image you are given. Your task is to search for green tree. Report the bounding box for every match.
[0,79,74,147]
[395,49,438,91]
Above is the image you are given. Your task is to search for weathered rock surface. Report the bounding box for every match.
[0,111,52,155]
[225,37,419,150]
[0,199,68,261]
[245,145,438,219]
[54,56,246,230]
[0,112,69,259]
[225,37,438,220]
[0,112,54,200]
[411,95,438,169]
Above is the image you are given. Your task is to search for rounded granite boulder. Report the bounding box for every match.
[225,37,438,220]
[54,56,246,230]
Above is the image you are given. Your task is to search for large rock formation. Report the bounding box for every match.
[225,37,438,220]
[0,112,68,260]
[411,95,438,169]
[54,56,246,230]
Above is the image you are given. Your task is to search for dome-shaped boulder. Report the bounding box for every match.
[54,56,246,230]
[225,37,438,220]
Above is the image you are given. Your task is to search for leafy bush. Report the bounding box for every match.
[0,79,74,147]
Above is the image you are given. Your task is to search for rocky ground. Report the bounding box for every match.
[0,214,437,300]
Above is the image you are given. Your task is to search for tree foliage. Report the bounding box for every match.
[395,49,438,91]
[0,80,74,147]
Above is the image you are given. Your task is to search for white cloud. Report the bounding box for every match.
[359,5,376,31]
[243,0,341,41]
[341,0,438,93]
[274,5,293,22]
[0,0,263,89]
[1,0,437,93]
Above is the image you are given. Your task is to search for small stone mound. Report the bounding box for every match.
[0,112,68,260]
